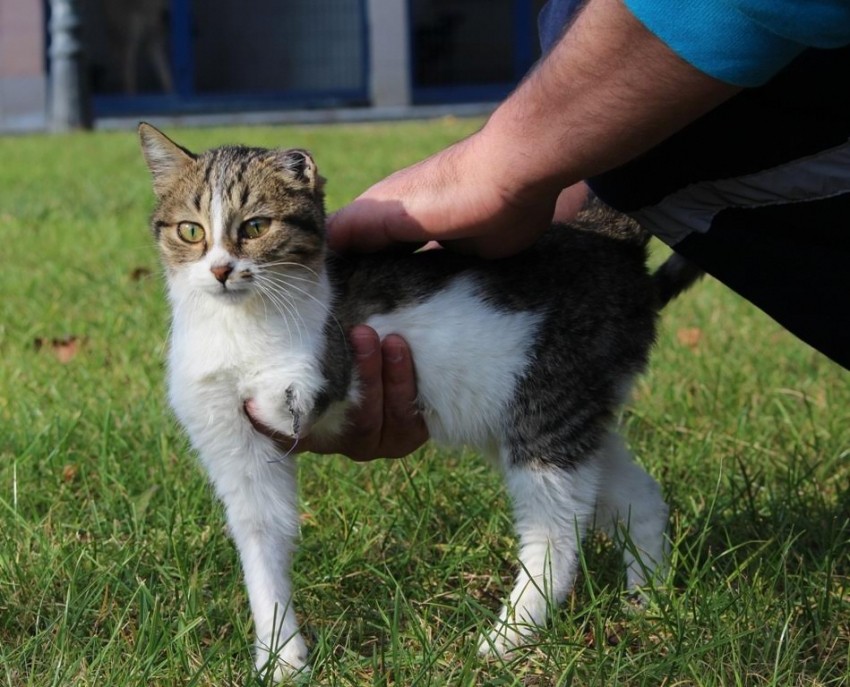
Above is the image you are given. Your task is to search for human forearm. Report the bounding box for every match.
[478,0,741,202]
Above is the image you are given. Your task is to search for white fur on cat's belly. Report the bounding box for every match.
[365,276,544,447]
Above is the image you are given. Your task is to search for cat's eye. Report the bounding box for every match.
[177,221,205,244]
[241,217,272,239]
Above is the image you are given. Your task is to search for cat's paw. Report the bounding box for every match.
[255,634,310,684]
[477,621,532,659]
[252,383,314,440]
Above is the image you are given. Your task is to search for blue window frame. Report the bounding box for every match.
[89,0,369,117]
[409,0,546,105]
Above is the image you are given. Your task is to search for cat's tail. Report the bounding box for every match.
[652,253,704,307]
[576,194,703,306]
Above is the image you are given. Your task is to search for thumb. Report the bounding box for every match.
[326,197,428,253]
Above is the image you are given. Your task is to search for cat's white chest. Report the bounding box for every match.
[166,297,324,444]
[170,308,272,381]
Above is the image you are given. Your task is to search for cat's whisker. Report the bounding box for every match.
[276,292,309,349]
[255,273,325,339]
[260,260,321,280]
[260,290,294,341]
[256,271,317,288]
[261,271,320,286]
[266,266,318,280]
[258,272,346,344]
[254,280,300,346]
[254,277,307,348]
[266,436,300,464]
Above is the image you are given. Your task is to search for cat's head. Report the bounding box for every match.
[139,122,326,303]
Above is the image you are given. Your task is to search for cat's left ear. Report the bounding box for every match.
[138,122,196,196]
[279,149,325,196]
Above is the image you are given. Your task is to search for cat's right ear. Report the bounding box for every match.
[138,122,196,196]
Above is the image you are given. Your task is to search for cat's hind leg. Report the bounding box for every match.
[479,451,602,657]
[593,431,669,592]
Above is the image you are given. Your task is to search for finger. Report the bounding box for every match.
[378,334,429,457]
[243,399,300,452]
[552,182,588,224]
[327,197,424,254]
[440,200,556,259]
[246,327,385,458]
[338,325,386,460]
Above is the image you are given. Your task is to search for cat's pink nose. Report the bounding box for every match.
[211,264,233,284]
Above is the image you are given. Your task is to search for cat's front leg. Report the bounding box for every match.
[250,379,319,441]
[208,437,308,680]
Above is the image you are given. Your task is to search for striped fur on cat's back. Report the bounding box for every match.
[139,123,684,681]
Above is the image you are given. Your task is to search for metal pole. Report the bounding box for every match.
[48,0,92,131]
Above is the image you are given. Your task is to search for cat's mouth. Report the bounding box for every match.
[203,269,256,300]
[209,282,253,301]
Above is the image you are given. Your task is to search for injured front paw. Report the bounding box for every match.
[249,383,314,440]
[284,384,304,437]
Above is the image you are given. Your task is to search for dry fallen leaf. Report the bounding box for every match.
[62,464,79,483]
[34,335,82,363]
[676,327,703,349]
[130,266,152,281]
[51,336,80,363]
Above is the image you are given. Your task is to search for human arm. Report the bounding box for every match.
[327,0,741,258]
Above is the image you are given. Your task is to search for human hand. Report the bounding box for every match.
[552,182,589,224]
[245,325,428,460]
[327,0,739,262]
[326,132,561,259]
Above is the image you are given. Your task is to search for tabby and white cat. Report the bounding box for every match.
[139,123,688,680]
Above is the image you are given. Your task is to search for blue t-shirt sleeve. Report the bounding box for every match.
[623,0,850,86]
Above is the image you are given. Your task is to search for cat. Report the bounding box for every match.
[139,122,696,681]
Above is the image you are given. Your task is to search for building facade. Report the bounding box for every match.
[0,0,546,132]
[0,0,47,131]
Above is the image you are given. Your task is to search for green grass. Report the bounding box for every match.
[1,118,848,687]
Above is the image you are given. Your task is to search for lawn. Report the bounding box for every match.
[1,118,848,687]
